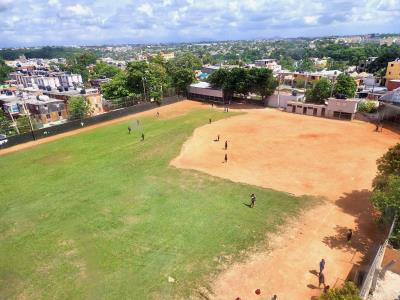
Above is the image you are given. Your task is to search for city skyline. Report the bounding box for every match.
[1,0,400,47]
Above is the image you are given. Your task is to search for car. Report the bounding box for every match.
[0,134,8,146]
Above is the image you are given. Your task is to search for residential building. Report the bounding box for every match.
[201,65,221,75]
[357,57,377,72]
[160,52,175,61]
[386,59,400,87]
[9,71,83,90]
[43,88,105,115]
[254,59,282,72]
[266,91,304,108]
[387,80,400,91]
[25,95,68,125]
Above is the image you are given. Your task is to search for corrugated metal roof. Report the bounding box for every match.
[380,88,400,105]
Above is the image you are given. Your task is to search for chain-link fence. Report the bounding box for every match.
[359,216,398,299]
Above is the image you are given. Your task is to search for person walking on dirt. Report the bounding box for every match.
[346,229,353,242]
[323,285,330,294]
[250,193,256,208]
[128,126,132,134]
[319,259,325,274]
[224,153,228,163]
[217,135,220,141]
[225,140,228,150]
[271,295,277,300]
[375,122,379,132]
[141,133,145,141]
[318,272,325,288]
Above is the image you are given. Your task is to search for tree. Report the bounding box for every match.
[0,59,13,84]
[306,78,332,104]
[67,96,93,119]
[168,66,195,96]
[371,175,400,224]
[16,116,35,134]
[373,143,400,191]
[249,68,278,105]
[147,63,167,101]
[101,72,132,99]
[0,110,14,134]
[297,58,316,72]
[170,53,202,70]
[91,62,121,79]
[357,101,377,113]
[318,282,361,300]
[333,74,357,98]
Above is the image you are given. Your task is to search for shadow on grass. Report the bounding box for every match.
[242,203,252,208]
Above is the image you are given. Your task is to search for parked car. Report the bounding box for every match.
[0,134,8,146]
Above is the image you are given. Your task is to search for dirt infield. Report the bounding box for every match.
[172,108,400,299]
[0,100,206,156]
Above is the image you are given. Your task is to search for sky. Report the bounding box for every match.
[0,0,400,47]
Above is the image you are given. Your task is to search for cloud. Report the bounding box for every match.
[0,0,399,47]
[0,0,11,12]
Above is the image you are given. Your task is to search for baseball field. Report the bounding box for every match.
[0,101,310,300]
[1,100,399,299]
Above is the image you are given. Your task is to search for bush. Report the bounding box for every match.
[319,282,361,300]
[357,101,377,113]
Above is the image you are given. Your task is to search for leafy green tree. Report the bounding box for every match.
[318,282,361,300]
[170,53,202,70]
[333,74,357,98]
[279,56,295,71]
[0,110,13,134]
[101,73,132,99]
[306,78,332,104]
[297,58,316,72]
[373,143,400,191]
[147,63,168,101]
[168,66,195,96]
[357,101,377,113]
[67,96,93,119]
[326,59,348,71]
[16,116,35,134]
[126,61,149,96]
[91,62,121,79]
[371,175,400,224]
[0,59,13,84]
[295,79,306,89]
[248,68,278,105]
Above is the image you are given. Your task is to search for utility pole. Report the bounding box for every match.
[142,76,147,101]
[19,94,36,140]
[277,74,281,108]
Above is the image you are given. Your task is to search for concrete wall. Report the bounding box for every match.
[267,93,304,108]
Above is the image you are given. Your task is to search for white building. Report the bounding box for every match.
[254,59,282,73]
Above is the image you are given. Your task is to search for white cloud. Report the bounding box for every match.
[65,4,93,17]
[48,0,60,7]
[137,3,153,17]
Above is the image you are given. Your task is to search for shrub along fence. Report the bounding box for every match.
[0,96,183,149]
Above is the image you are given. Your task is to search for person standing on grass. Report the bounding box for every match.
[156,111,160,118]
[128,126,132,134]
[250,193,256,208]
[318,272,325,288]
[141,133,145,141]
[225,140,228,150]
[347,229,353,242]
[319,259,325,274]
[224,153,228,163]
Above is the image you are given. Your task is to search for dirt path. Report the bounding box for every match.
[172,108,400,299]
[0,100,205,156]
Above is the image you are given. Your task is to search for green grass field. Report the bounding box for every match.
[0,107,311,299]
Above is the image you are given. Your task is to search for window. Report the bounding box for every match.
[391,64,394,67]
[58,111,62,117]
[46,114,51,119]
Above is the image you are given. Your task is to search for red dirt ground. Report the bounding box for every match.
[0,100,206,156]
[171,107,400,299]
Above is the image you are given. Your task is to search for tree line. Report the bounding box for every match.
[100,53,200,102]
[207,67,278,105]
